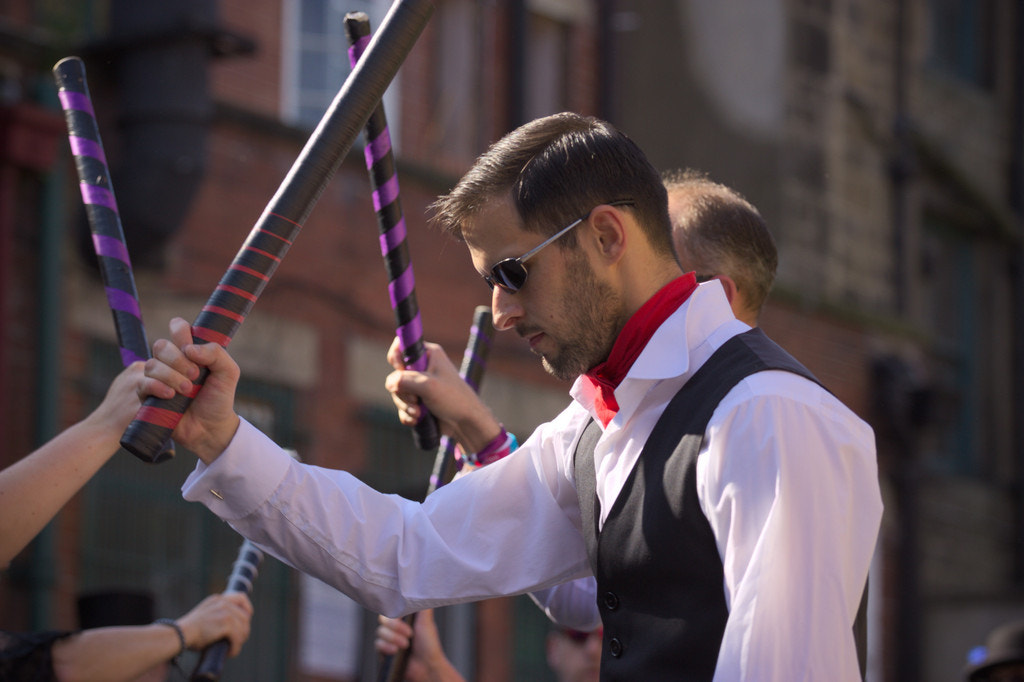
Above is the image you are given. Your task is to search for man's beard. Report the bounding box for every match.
[538,254,624,381]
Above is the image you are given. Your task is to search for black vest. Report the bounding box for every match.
[574,328,864,681]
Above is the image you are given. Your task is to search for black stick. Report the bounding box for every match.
[377,306,495,682]
[119,0,435,462]
[191,540,265,681]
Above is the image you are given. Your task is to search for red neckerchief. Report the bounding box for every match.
[583,273,698,426]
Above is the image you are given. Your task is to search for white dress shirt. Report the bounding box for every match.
[183,281,882,681]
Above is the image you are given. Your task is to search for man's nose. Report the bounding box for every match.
[491,285,522,332]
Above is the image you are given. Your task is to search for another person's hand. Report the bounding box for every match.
[375,609,463,682]
[141,317,242,463]
[82,361,146,434]
[0,361,147,569]
[176,592,254,657]
[385,339,502,453]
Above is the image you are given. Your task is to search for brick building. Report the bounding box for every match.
[2,1,1022,681]
[606,2,1022,681]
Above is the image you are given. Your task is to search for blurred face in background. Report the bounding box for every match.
[547,628,602,682]
[985,662,1024,681]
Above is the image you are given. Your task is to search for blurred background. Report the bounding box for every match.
[0,0,1019,680]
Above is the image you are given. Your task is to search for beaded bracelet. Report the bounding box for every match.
[153,618,186,667]
[461,425,519,467]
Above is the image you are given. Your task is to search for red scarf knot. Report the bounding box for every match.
[583,274,697,426]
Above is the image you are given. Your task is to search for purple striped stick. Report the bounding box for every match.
[345,12,439,451]
[376,306,495,682]
[52,56,174,463]
[119,0,435,462]
[426,306,495,493]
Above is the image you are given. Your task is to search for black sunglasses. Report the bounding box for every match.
[483,200,635,293]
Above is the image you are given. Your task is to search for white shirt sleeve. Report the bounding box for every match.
[182,416,593,617]
[528,577,601,631]
[698,372,882,682]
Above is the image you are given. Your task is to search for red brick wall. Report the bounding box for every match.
[215,0,284,116]
[760,302,875,421]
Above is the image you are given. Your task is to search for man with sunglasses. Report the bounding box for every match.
[373,169,780,681]
[375,167,779,641]
[142,112,882,681]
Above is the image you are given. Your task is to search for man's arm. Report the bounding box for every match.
[528,578,602,632]
[387,339,599,629]
[50,592,253,682]
[701,377,882,681]
[147,318,590,617]
[177,411,591,619]
[0,362,144,568]
[385,338,503,455]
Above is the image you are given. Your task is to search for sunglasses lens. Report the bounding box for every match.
[491,261,528,292]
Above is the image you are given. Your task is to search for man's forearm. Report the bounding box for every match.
[51,624,179,682]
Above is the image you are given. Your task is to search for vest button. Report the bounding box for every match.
[608,637,624,657]
[603,592,619,610]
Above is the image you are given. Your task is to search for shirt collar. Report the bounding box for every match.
[579,274,698,426]
[570,278,743,425]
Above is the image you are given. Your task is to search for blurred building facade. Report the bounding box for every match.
[1,1,1021,681]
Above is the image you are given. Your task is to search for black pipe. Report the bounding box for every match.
[109,0,216,266]
[1010,0,1024,586]
[890,0,921,679]
[77,0,253,268]
[596,0,617,123]
[506,0,526,130]
[890,0,911,317]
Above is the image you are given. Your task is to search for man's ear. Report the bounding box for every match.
[586,204,628,263]
[711,274,738,304]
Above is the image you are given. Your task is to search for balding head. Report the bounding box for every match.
[662,169,777,325]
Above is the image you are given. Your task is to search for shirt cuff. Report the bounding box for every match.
[181,417,292,520]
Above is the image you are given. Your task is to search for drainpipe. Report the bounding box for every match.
[596,0,617,123]
[1010,1,1024,586]
[889,0,921,679]
[76,0,254,268]
[0,164,11,463]
[0,82,68,629]
[30,150,65,630]
[507,0,526,130]
[891,0,911,316]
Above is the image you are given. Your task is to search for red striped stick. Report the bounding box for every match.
[120,0,435,462]
[345,11,438,451]
[52,56,174,462]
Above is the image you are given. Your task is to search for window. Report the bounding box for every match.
[927,0,995,88]
[282,0,400,134]
[524,11,571,121]
[514,594,560,681]
[431,0,483,161]
[352,406,476,677]
[358,404,435,498]
[918,215,1014,476]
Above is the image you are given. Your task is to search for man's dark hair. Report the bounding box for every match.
[430,112,674,256]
